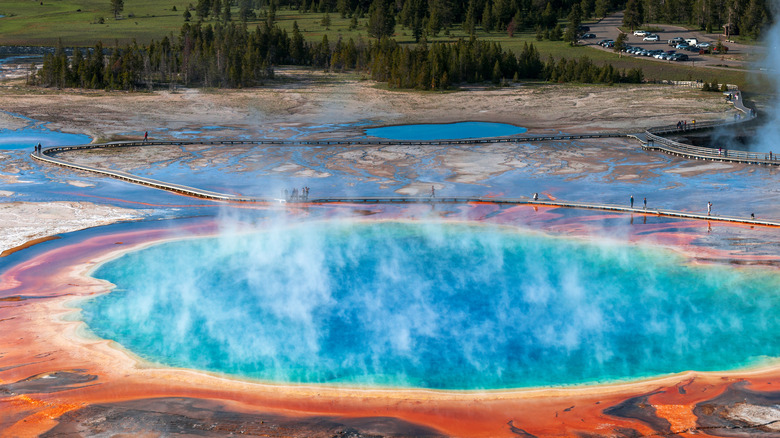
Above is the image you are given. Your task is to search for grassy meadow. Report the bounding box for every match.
[0,1,748,87]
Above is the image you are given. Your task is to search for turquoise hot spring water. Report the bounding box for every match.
[80,221,780,390]
[365,122,527,140]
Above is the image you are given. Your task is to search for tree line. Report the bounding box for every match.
[183,0,770,42]
[622,0,769,38]
[31,21,642,90]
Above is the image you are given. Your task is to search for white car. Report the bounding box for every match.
[696,42,712,49]
[633,30,648,36]
[643,34,660,41]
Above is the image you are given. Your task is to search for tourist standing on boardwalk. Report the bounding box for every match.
[707,201,712,215]
[144,131,148,142]
[643,197,647,210]
[630,195,634,208]
[431,186,435,198]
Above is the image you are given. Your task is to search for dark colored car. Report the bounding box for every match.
[668,37,685,46]
[581,33,596,39]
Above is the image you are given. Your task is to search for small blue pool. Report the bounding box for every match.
[366,122,527,141]
[0,127,91,150]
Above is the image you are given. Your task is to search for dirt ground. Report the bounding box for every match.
[1,69,735,140]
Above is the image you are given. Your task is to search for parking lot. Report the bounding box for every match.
[581,12,759,70]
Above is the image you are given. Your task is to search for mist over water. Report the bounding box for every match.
[81,220,780,390]
[752,1,780,152]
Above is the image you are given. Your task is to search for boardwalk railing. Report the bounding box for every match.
[642,89,767,165]
[645,131,777,164]
[37,132,627,155]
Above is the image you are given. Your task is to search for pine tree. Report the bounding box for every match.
[623,0,643,30]
[367,0,395,38]
[481,1,494,32]
[541,2,557,29]
[594,0,609,18]
[564,3,581,45]
[111,0,124,19]
[614,32,627,54]
[196,0,211,20]
[239,0,254,21]
[222,1,232,22]
[580,0,594,19]
[212,0,222,20]
[491,59,502,83]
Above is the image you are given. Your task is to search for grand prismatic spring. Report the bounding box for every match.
[2,88,780,438]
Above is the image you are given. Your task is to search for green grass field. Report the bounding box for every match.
[0,2,751,88]
[0,0,186,46]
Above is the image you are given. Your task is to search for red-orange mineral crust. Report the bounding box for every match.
[1,210,778,437]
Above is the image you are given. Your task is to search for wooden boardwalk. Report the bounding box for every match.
[642,90,770,165]
[304,197,780,227]
[33,131,626,154]
[30,87,772,227]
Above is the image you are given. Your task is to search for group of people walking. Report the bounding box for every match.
[632,194,716,217]
[284,187,310,202]
[629,195,647,210]
[33,143,42,153]
[676,120,696,130]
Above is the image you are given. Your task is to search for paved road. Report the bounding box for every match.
[583,12,761,71]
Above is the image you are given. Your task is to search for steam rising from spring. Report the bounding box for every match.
[80,219,780,390]
[754,0,780,152]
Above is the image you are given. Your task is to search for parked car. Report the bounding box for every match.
[668,37,685,46]
[696,42,712,49]
[633,30,648,36]
[581,33,596,39]
[685,38,699,46]
[597,39,612,46]
[643,34,660,41]
[673,53,689,61]
[676,43,690,49]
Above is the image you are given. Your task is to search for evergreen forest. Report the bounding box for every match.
[30,0,770,90]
